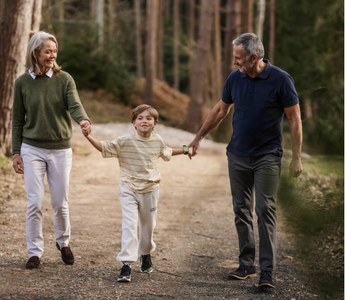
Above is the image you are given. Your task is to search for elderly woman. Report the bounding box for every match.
[12,31,91,269]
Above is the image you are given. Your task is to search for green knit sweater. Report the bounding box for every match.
[12,70,89,154]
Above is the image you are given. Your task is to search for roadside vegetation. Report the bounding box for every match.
[0,156,11,219]
[278,155,344,299]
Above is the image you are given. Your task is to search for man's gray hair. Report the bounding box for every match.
[25,31,61,75]
[232,33,265,60]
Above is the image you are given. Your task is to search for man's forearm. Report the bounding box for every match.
[195,101,233,141]
[290,119,303,159]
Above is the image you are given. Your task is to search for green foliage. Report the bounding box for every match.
[163,17,192,94]
[40,2,139,105]
[275,0,344,154]
[0,156,10,169]
[278,155,344,298]
[57,29,138,104]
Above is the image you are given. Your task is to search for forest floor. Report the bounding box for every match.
[0,123,336,300]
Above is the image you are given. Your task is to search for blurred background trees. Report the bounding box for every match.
[0,0,343,155]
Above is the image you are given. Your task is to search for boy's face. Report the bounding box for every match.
[133,110,157,137]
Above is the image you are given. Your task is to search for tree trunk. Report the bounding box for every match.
[145,0,158,104]
[106,0,116,50]
[216,0,241,143]
[90,0,96,20]
[96,0,104,51]
[0,0,33,156]
[173,0,179,90]
[135,0,143,77]
[255,0,265,40]
[184,0,214,133]
[156,0,164,81]
[57,0,64,50]
[31,0,42,34]
[223,0,241,79]
[241,0,253,33]
[164,0,170,18]
[0,1,4,16]
[213,0,222,102]
[188,0,195,94]
[269,0,275,64]
[42,0,54,33]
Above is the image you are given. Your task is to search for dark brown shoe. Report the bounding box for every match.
[56,242,74,265]
[26,256,40,269]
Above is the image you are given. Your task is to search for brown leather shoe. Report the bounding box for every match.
[26,256,40,269]
[56,242,74,265]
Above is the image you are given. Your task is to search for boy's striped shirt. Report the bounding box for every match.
[101,131,172,193]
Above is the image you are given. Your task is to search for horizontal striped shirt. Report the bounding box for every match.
[101,131,172,193]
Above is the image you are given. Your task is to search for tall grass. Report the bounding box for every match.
[278,155,344,299]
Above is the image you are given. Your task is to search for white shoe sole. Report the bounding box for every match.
[140,268,153,273]
[117,276,131,282]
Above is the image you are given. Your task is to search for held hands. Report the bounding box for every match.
[188,138,201,159]
[13,155,24,174]
[289,157,303,177]
[80,120,91,137]
[187,147,193,160]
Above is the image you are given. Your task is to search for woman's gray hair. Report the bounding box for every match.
[25,31,61,75]
[232,33,265,60]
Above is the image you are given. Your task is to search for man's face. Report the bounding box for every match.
[232,44,254,74]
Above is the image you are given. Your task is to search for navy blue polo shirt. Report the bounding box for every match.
[222,59,299,157]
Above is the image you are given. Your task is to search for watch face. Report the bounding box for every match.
[183,146,189,152]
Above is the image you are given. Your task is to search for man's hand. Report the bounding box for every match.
[80,120,91,136]
[289,157,303,177]
[187,147,194,160]
[188,137,201,158]
[13,155,24,174]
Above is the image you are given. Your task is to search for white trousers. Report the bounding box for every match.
[116,182,159,263]
[21,143,72,258]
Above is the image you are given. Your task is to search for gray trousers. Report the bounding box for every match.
[227,150,282,272]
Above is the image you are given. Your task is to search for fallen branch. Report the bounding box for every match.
[155,268,182,277]
[191,254,214,259]
[147,293,175,298]
[192,231,221,240]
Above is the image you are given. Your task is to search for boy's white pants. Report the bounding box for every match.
[116,182,159,263]
[21,143,72,258]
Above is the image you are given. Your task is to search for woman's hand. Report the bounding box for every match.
[80,120,91,136]
[13,155,24,174]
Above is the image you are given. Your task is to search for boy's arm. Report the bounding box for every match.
[172,146,193,159]
[85,135,102,152]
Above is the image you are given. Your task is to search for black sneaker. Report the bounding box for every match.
[228,265,257,280]
[140,254,153,273]
[259,270,275,288]
[118,264,131,282]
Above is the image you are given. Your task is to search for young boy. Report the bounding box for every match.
[83,104,192,282]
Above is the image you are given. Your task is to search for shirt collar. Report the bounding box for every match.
[134,130,153,140]
[29,68,54,79]
[240,58,272,79]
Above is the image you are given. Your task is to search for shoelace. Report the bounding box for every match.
[120,264,130,275]
[142,255,151,266]
[261,270,272,280]
[237,265,250,272]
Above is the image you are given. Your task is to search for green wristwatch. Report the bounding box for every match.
[183,145,189,155]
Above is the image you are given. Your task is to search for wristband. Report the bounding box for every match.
[182,145,189,155]
[13,154,20,159]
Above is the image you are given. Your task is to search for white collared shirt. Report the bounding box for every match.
[29,68,54,79]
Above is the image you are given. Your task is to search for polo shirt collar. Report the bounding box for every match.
[240,58,272,79]
[29,68,54,79]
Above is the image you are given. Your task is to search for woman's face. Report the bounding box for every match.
[36,40,57,72]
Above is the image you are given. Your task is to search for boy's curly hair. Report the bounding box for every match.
[131,104,159,123]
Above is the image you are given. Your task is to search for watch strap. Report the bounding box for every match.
[183,145,189,155]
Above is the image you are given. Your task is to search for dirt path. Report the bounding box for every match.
[0,125,320,299]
